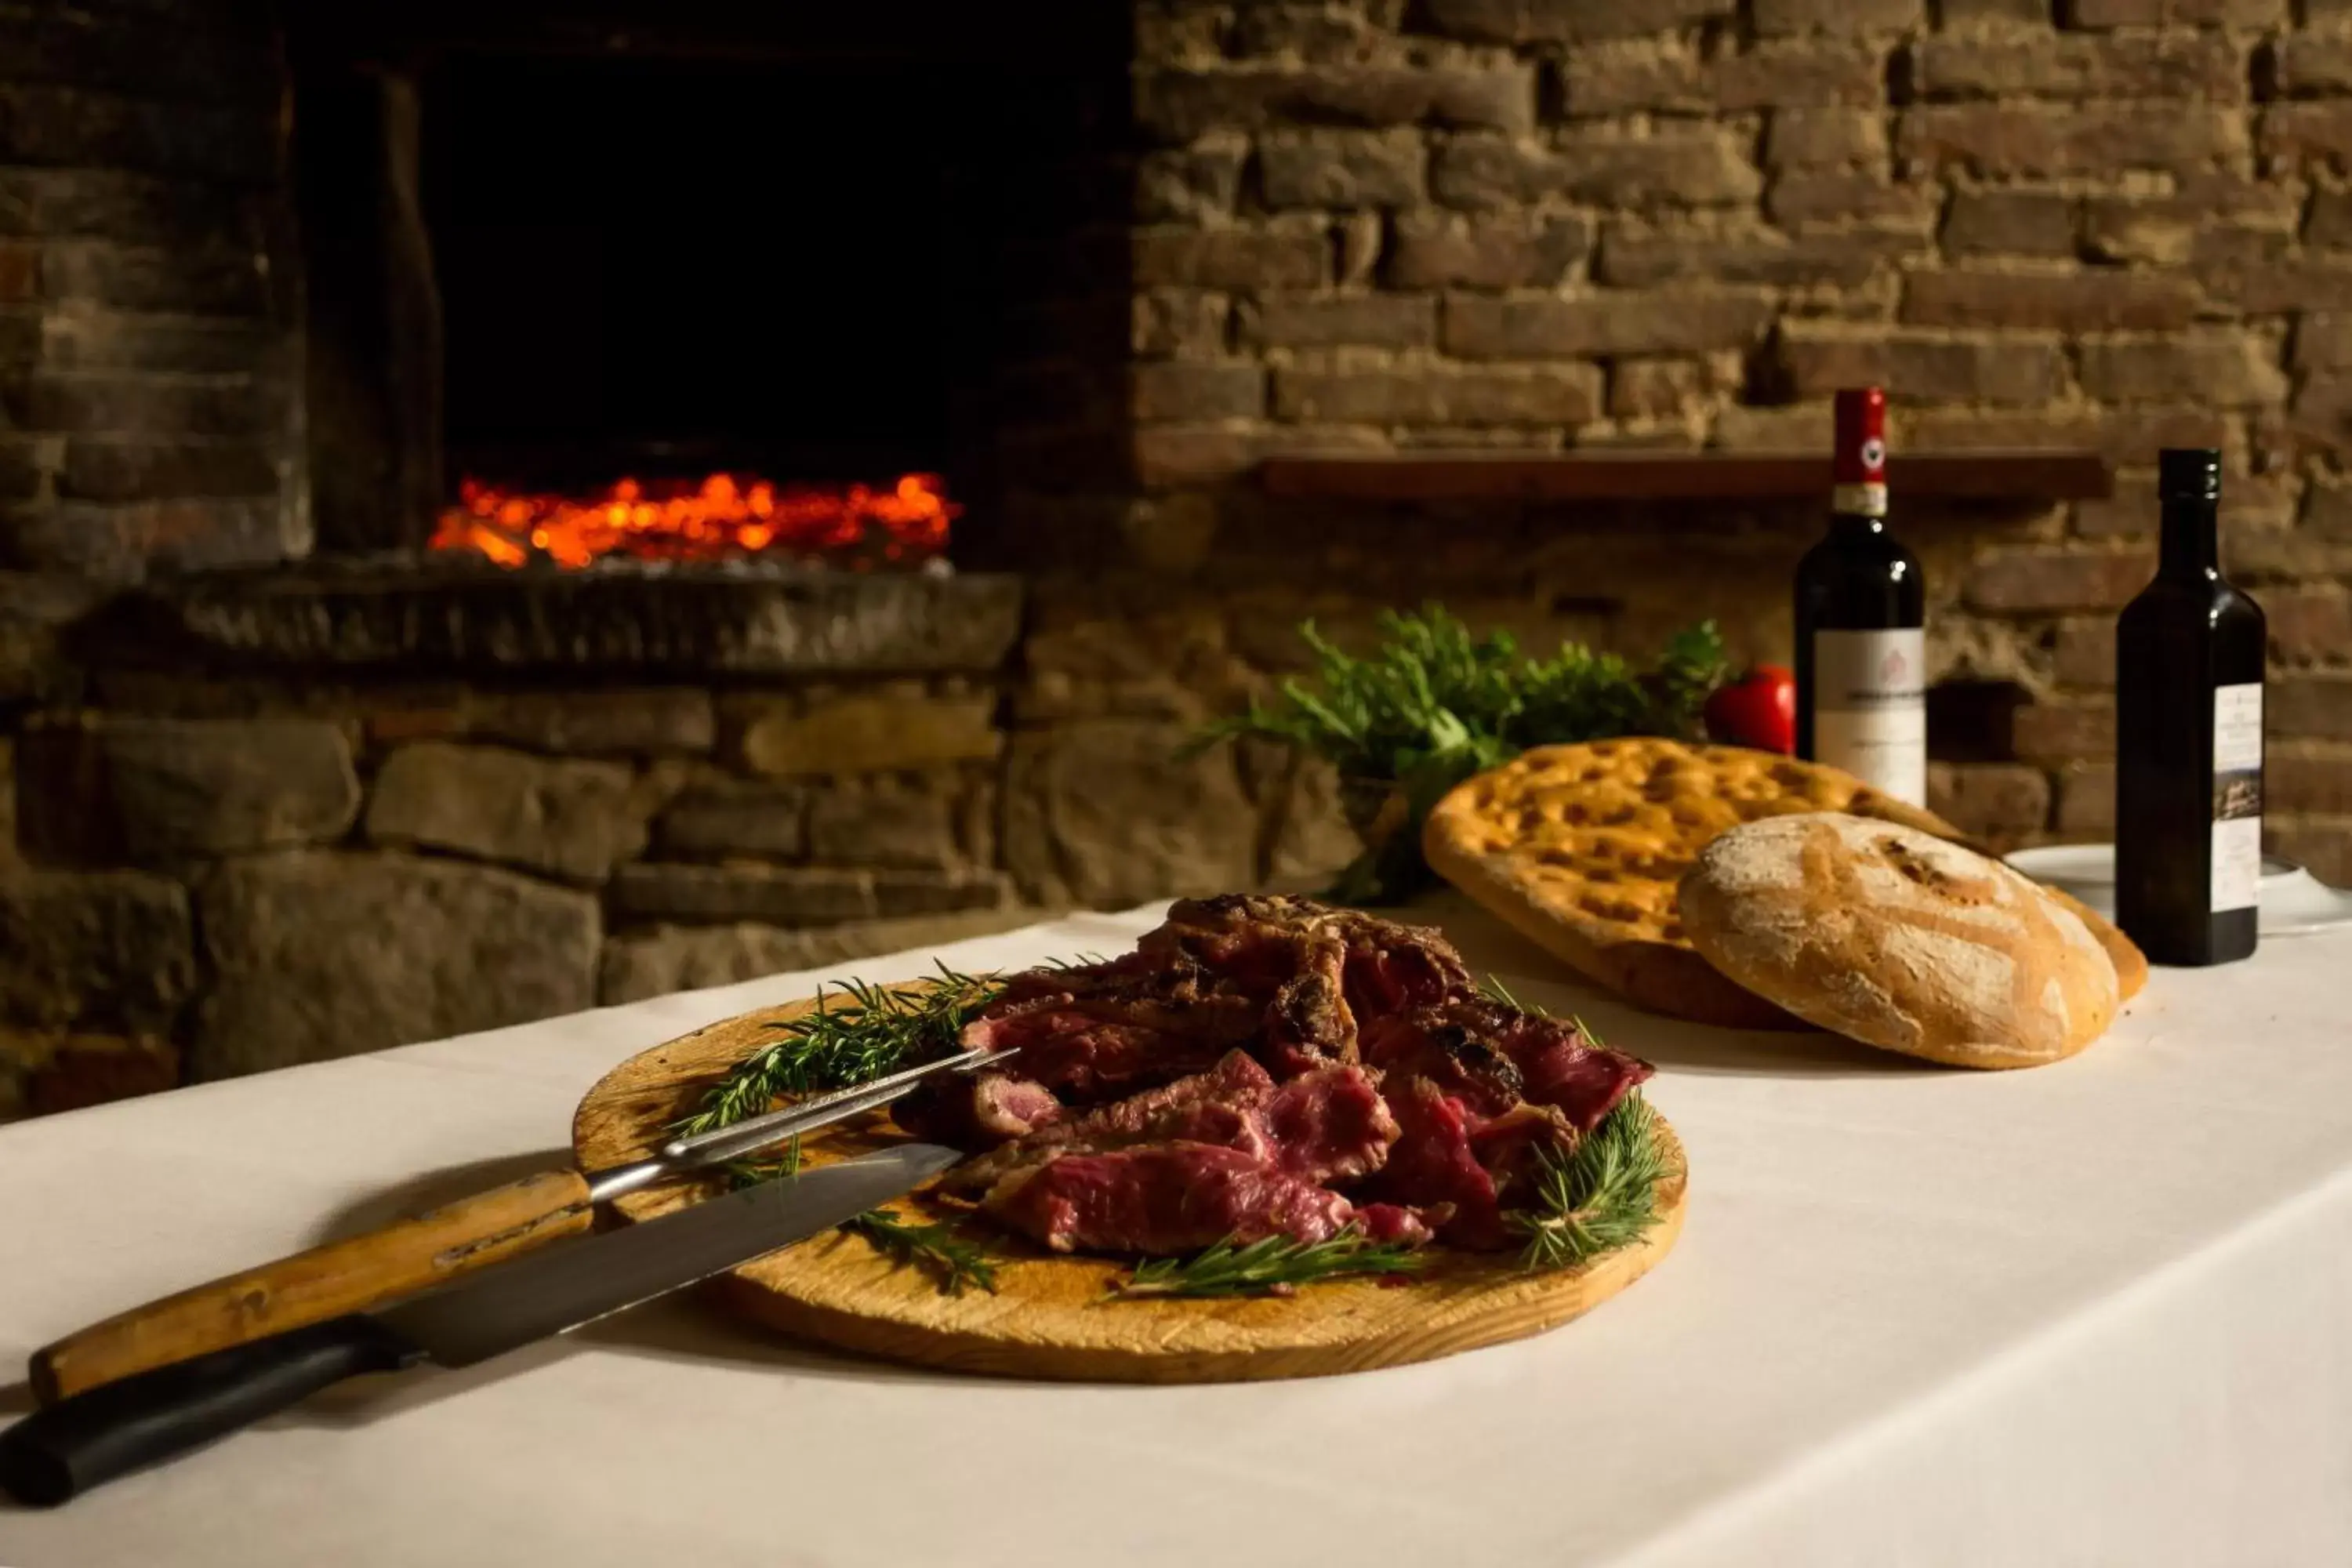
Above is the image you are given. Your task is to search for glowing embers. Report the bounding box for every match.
[429,472,956,570]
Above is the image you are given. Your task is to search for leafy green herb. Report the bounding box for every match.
[848,1208,1000,1296]
[1473,979,1668,1273]
[677,970,1012,1298]
[1507,1094,1668,1274]
[1475,974,1530,1011]
[720,1136,803,1189]
[1188,605,1727,903]
[720,1163,1001,1297]
[670,965,1000,1141]
[1109,1229,1427,1301]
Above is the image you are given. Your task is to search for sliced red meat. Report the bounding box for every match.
[891,1072,1062,1150]
[985,1143,1361,1254]
[1361,998,1653,1132]
[1139,895,1380,1072]
[1487,1009,1654,1133]
[1368,1080,1504,1247]
[989,950,1227,1013]
[1354,1203,1438,1247]
[907,896,1635,1265]
[939,1051,1276,1196]
[1330,920,1473,1023]
[1469,1102,1574,1196]
[1259,938,1356,1076]
[1359,1010,1526,1118]
[1141,895,1323,991]
[1263,1064,1396,1183]
[959,992,1254,1102]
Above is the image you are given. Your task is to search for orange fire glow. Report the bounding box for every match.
[429,472,957,570]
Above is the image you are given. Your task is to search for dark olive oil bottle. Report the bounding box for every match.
[2114,449,2267,966]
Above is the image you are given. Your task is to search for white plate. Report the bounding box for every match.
[2004,843,2352,938]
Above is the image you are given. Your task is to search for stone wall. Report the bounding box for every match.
[0,0,306,581]
[0,570,1350,1120]
[1098,0,2352,880]
[7,0,2352,1119]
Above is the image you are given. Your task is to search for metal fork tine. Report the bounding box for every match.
[659,1047,1001,1168]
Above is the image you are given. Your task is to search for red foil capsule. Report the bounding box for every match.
[1832,386,1888,518]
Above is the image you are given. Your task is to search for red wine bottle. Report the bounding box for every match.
[1795,387,1926,804]
[2114,449,2266,966]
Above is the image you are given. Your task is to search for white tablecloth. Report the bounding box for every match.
[5,895,2351,1567]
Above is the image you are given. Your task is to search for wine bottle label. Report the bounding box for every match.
[2211,682,2263,913]
[1811,628,1927,805]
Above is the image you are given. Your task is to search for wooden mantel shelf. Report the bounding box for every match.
[1258,452,2114,503]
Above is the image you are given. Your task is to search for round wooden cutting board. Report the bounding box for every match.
[572,991,1689,1384]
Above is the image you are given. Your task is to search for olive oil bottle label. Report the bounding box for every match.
[2211,683,2263,913]
[1811,628,1927,806]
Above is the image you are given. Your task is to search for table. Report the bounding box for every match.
[5,895,2351,1567]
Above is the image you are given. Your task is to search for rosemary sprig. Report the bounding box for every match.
[1506,1094,1668,1274]
[1109,1229,1427,1301]
[848,1209,1000,1296]
[670,964,1001,1140]
[673,967,1009,1296]
[1472,984,1669,1272]
[718,1156,1001,1296]
[718,1135,803,1189]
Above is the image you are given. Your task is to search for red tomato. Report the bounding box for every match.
[1704,665,1797,754]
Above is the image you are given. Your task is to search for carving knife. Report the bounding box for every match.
[31,1047,998,1404]
[0,1142,962,1507]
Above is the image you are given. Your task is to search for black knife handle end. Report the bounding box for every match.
[1,1316,421,1506]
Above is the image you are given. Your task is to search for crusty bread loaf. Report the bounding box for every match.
[2042,887,2149,1002]
[1421,739,1966,1030]
[1677,812,2121,1069]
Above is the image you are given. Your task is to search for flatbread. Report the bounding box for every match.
[1678,813,2121,1069]
[1423,739,1965,1029]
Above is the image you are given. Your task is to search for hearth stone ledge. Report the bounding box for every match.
[69,561,1025,675]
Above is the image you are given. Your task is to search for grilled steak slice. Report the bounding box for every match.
[938,1051,1276,1196]
[1367,1080,1577,1250]
[1149,893,1473,1034]
[1499,1022,1651,1134]
[1134,895,1374,1071]
[1260,937,1356,1076]
[985,1143,1364,1254]
[908,895,1639,1261]
[1470,1102,1576,1200]
[891,1072,1063,1151]
[1141,894,1327,986]
[1318,910,1475,1023]
[1361,998,1653,1132]
[1264,1064,1397,1183]
[989,950,1165,1007]
[1449,997,1653,1132]
[1369,1080,1504,1248]
[958,989,1258,1102]
[1359,1011,1527,1118]
[1353,1203,1438,1246]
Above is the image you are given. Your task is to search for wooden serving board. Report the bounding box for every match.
[572,990,1689,1384]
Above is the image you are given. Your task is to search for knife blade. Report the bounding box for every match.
[31,1043,998,1404]
[0,1143,961,1507]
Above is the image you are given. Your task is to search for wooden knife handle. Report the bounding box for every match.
[28,1168,594,1405]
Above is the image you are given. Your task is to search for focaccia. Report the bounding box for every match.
[1423,739,1963,1029]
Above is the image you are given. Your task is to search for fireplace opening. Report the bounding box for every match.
[423,52,967,498]
[289,5,1131,570]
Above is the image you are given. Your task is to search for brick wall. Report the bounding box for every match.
[0,0,304,582]
[1111,0,2352,882]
